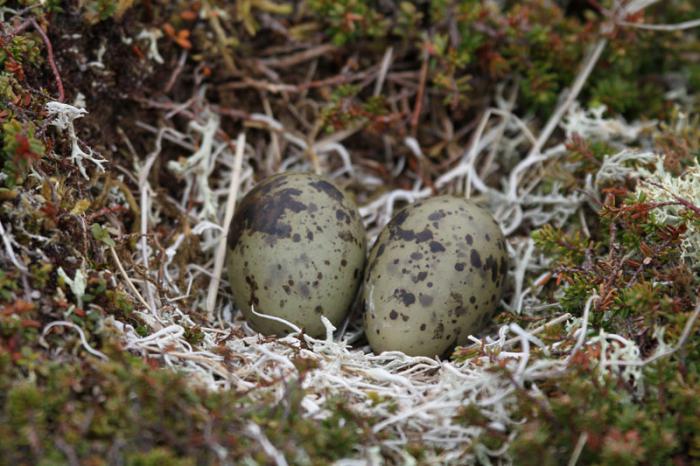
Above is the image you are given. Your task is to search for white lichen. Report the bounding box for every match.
[46,101,108,179]
[57,266,87,308]
[135,28,165,64]
[636,157,700,268]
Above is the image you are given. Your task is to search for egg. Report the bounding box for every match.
[227,172,366,337]
[362,196,508,357]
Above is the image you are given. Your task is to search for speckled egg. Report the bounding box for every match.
[362,196,508,357]
[227,172,366,337]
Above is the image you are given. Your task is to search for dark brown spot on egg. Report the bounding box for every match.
[387,209,434,244]
[376,243,386,257]
[410,252,423,260]
[465,234,473,245]
[244,275,260,306]
[389,310,398,320]
[309,179,344,202]
[413,271,428,283]
[338,231,355,242]
[433,322,445,340]
[394,288,416,306]
[470,250,482,268]
[315,305,323,314]
[455,262,465,271]
[336,209,349,223]
[341,259,348,267]
[469,296,476,304]
[419,294,434,307]
[394,209,409,225]
[228,185,308,250]
[415,229,433,242]
[292,233,301,242]
[401,313,409,322]
[485,255,498,282]
[500,256,508,278]
[428,210,446,221]
[429,241,445,253]
[420,323,427,331]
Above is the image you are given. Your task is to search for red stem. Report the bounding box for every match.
[30,19,64,102]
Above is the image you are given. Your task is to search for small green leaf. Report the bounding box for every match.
[90,223,116,247]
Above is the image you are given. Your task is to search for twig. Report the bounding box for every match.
[250,305,301,333]
[0,217,28,273]
[138,131,166,318]
[218,68,376,93]
[246,423,289,466]
[0,217,32,298]
[464,109,495,198]
[30,19,64,102]
[567,432,589,466]
[619,17,700,31]
[203,0,236,73]
[463,313,572,353]
[206,133,246,318]
[374,47,394,97]
[42,321,109,360]
[164,50,189,94]
[641,179,700,217]
[54,437,80,466]
[522,38,607,169]
[109,246,152,312]
[480,83,519,178]
[258,44,337,69]
[566,294,599,364]
[410,51,429,136]
[604,301,700,367]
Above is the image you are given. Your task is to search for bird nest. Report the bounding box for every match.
[35,93,698,464]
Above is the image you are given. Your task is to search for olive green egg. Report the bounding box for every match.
[227,172,366,337]
[362,195,508,357]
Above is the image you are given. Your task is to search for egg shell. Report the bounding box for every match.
[227,172,366,337]
[362,195,508,357]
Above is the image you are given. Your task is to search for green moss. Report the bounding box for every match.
[1,119,45,187]
[0,270,19,302]
[126,448,195,466]
[0,305,375,463]
[0,33,42,68]
[503,356,700,465]
[307,0,389,46]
